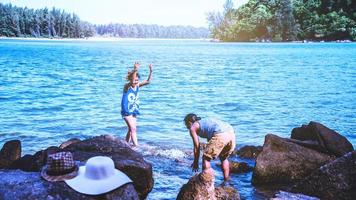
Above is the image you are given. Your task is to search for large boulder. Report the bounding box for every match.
[0,170,139,200]
[291,121,354,157]
[177,171,240,200]
[63,135,153,200]
[0,140,21,169]
[1,135,153,200]
[290,151,356,200]
[252,134,334,185]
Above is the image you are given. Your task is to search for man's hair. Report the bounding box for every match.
[184,113,201,126]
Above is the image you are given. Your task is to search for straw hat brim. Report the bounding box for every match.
[64,166,132,195]
[41,166,79,182]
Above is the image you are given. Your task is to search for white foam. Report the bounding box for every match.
[137,143,189,160]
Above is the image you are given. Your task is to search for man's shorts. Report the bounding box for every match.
[203,130,236,160]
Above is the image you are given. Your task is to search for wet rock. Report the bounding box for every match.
[252,134,334,185]
[177,171,240,200]
[234,145,262,159]
[272,191,319,200]
[230,161,253,173]
[0,140,21,169]
[217,161,253,173]
[215,185,240,200]
[63,135,153,200]
[0,170,139,200]
[290,151,356,200]
[291,121,354,157]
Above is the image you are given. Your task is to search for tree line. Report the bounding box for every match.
[0,3,94,38]
[207,0,355,41]
[96,24,208,38]
[0,3,208,39]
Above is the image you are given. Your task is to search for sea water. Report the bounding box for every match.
[0,39,355,199]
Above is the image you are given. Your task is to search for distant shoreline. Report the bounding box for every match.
[0,36,209,42]
[0,37,354,43]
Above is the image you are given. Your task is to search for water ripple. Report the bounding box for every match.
[0,40,355,200]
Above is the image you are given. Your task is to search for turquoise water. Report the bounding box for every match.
[0,39,355,199]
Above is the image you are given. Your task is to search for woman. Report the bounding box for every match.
[121,62,153,146]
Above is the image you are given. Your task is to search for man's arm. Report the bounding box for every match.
[189,124,200,172]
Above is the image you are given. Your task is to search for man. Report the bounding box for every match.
[184,113,236,182]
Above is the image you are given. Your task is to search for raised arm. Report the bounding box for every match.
[139,64,153,87]
[133,62,140,71]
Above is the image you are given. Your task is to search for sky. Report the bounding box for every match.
[0,0,249,27]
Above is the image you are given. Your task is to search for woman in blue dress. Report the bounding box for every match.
[121,62,153,146]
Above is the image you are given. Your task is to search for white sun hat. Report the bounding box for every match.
[65,156,132,195]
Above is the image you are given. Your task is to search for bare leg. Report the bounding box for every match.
[220,158,230,181]
[131,117,138,146]
[124,123,131,143]
[124,116,132,143]
[123,115,138,146]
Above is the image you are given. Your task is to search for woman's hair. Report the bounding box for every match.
[124,70,141,92]
[126,69,140,82]
[184,113,201,127]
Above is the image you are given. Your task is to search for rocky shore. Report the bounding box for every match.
[252,121,355,199]
[0,121,355,199]
[0,135,153,200]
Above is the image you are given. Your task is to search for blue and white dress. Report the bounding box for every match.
[121,86,140,117]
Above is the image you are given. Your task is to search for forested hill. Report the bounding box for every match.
[0,3,209,39]
[208,0,355,42]
[95,24,208,39]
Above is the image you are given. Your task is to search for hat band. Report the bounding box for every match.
[47,166,78,176]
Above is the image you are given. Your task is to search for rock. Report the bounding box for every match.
[59,138,81,149]
[272,191,319,200]
[290,151,356,200]
[229,161,253,173]
[234,145,262,159]
[0,170,139,200]
[177,172,216,200]
[1,135,153,200]
[291,121,354,157]
[215,185,240,200]
[177,171,240,200]
[63,135,153,200]
[10,146,62,172]
[286,139,327,154]
[0,140,21,169]
[217,161,253,173]
[9,154,40,171]
[252,134,334,185]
